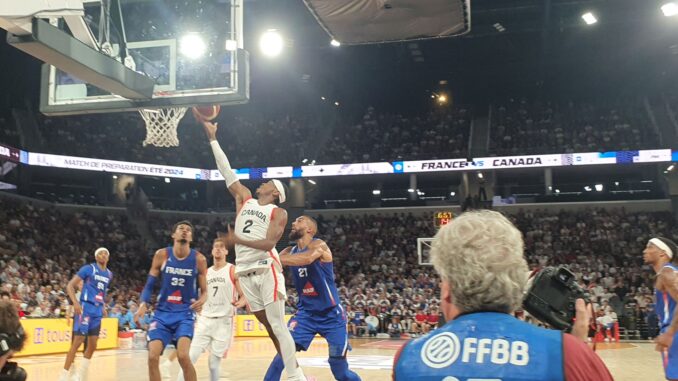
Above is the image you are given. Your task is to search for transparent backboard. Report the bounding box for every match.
[40,0,248,115]
[417,238,434,266]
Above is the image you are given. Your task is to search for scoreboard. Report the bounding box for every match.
[434,211,454,228]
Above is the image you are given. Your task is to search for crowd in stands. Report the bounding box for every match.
[0,192,673,338]
[490,98,661,156]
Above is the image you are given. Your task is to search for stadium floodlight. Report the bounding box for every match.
[260,29,284,57]
[112,175,118,179]
[582,12,597,25]
[165,178,171,183]
[225,39,238,51]
[614,181,620,186]
[555,189,560,194]
[450,192,456,196]
[477,172,484,179]
[330,39,341,47]
[321,96,326,100]
[584,185,592,191]
[180,33,207,59]
[668,164,675,171]
[308,179,317,185]
[662,2,678,17]
[595,184,603,192]
[372,190,381,195]
[334,101,340,106]
[408,188,415,193]
[438,95,448,104]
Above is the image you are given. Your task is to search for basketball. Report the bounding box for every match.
[192,105,221,122]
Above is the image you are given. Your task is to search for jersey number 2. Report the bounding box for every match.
[242,219,254,234]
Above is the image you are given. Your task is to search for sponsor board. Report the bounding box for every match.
[15,318,118,357]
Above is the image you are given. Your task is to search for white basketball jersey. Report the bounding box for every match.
[234,198,281,273]
[201,263,236,318]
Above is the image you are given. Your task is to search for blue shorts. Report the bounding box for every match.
[661,328,678,379]
[288,306,351,357]
[148,310,196,347]
[73,313,102,336]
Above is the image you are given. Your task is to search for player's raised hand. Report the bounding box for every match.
[198,115,218,142]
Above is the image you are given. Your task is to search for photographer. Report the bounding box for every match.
[393,210,613,381]
[0,300,27,381]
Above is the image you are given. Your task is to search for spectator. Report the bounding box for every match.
[387,316,403,338]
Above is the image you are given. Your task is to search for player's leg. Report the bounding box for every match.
[148,316,174,381]
[78,317,102,381]
[205,317,233,381]
[241,273,283,354]
[149,340,167,381]
[262,300,306,380]
[59,334,86,381]
[176,317,211,381]
[176,337,197,381]
[322,313,361,381]
[264,313,315,381]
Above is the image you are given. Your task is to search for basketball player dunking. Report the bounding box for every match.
[176,237,246,381]
[60,248,112,381]
[134,221,208,381]
[201,119,307,381]
[264,216,361,381]
[645,237,678,381]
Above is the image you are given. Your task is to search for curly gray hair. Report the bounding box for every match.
[431,210,528,314]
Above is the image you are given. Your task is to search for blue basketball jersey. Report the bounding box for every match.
[77,263,112,316]
[156,247,198,313]
[288,240,342,312]
[394,312,564,381]
[657,264,678,330]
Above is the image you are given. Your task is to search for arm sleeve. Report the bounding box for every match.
[76,265,90,281]
[141,275,158,304]
[563,333,614,381]
[210,140,239,187]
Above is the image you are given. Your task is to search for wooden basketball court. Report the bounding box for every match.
[19,338,666,380]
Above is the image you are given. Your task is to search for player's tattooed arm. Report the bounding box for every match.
[280,242,331,266]
[309,239,333,263]
[191,253,209,313]
[655,268,678,351]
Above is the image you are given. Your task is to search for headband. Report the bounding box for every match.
[94,247,109,257]
[272,179,286,203]
[649,238,673,259]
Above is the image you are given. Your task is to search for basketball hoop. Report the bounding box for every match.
[139,107,188,147]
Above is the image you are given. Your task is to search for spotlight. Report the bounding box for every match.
[259,29,284,57]
[582,12,597,25]
[112,175,118,179]
[477,172,484,179]
[308,179,317,185]
[225,39,238,51]
[662,2,678,17]
[668,164,675,171]
[584,186,592,192]
[438,95,447,104]
[165,178,171,183]
[614,181,620,186]
[330,39,341,47]
[180,33,207,59]
[372,190,381,195]
[595,184,603,192]
[408,188,415,193]
[302,158,308,164]
[449,192,456,197]
[321,96,326,100]
[555,189,560,194]
[334,101,340,106]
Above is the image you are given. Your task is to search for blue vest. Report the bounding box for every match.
[157,247,198,313]
[288,239,342,312]
[394,312,564,381]
[78,263,112,316]
[656,263,678,331]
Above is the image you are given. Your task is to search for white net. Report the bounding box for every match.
[139,107,188,147]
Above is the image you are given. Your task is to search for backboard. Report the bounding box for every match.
[417,238,434,266]
[39,0,248,115]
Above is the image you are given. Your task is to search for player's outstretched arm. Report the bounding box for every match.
[231,208,288,252]
[201,120,251,210]
[279,242,332,266]
[655,268,678,351]
[135,249,166,324]
[191,253,209,313]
